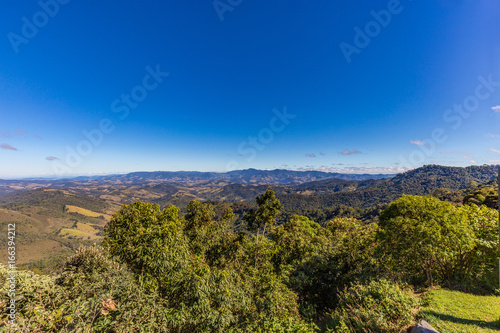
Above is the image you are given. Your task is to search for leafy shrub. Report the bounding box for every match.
[378,195,499,291]
[378,195,475,286]
[240,315,318,332]
[327,279,419,333]
[287,218,380,320]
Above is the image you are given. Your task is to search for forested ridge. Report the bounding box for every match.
[277,164,499,210]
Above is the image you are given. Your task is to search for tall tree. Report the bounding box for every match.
[244,190,283,242]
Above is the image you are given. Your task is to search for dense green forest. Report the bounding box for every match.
[1,186,497,332]
[276,165,499,210]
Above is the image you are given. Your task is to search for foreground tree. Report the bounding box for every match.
[101,201,314,332]
[377,194,499,290]
[378,195,475,286]
[243,190,283,242]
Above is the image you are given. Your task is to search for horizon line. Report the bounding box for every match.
[1,163,498,181]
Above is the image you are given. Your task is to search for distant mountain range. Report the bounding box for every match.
[0,169,392,197]
[79,169,393,184]
[1,165,498,208]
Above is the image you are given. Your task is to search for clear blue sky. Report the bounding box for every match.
[1,0,499,178]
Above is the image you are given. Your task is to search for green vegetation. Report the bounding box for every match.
[0,165,497,331]
[327,279,419,333]
[421,289,500,333]
[379,195,498,292]
[0,189,110,273]
[278,164,499,210]
[0,184,497,332]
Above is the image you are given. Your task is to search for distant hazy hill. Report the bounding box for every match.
[0,169,392,197]
[0,188,107,213]
[103,169,392,185]
[1,165,497,208]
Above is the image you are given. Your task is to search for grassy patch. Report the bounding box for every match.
[58,227,100,240]
[59,228,87,237]
[74,222,95,232]
[420,288,500,333]
[65,205,111,220]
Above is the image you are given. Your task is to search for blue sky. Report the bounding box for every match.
[1,0,499,178]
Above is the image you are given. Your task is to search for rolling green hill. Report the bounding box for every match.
[0,189,113,273]
[278,165,499,210]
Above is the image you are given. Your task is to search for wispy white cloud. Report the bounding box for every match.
[305,153,316,158]
[340,150,361,156]
[307,165,411,174]
[491,105,500,112]
[410,140,425,146]
[488,160,500,163]
[470,160,477,164]
[490,148,500,154]
[1,144,17,151]
[46,156,59,161]
[485,133,500,138]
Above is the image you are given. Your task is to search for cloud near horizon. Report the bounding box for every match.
[490,148,500,154]
[340,150,361,156]
[1,144,17,151]
[46,156,59,161]
[309,165,411,174]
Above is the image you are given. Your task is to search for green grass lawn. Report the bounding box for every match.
[420,288,500,333]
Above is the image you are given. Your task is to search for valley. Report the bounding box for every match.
[0,164,498,273]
